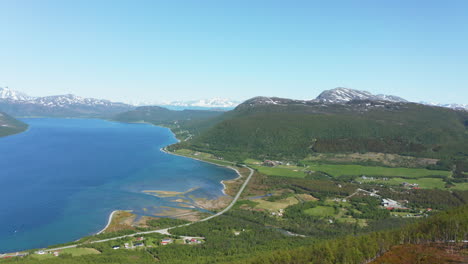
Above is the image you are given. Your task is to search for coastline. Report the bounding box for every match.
[97,144,240,234]
[96,210,119,235]
[160,146,243,195]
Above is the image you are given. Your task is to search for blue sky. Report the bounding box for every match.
[0,0,467,104]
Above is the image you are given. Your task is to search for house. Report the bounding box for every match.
[135,237,144,241]
[53,251,60,257]
[134,243,144,247]
[382,198,399,208]
[263,160,277,167]
[124,243,130,249]
[278,209,284,217]
[112,246,120,250]
[36,251,45,255]
[189,238,201,244]
[161,239,173,245]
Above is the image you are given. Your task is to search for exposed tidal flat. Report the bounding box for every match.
[0,118,237,253]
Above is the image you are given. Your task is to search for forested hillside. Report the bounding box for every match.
[174,99,468,166]
[0,112,27,137]
[113,106,226,137]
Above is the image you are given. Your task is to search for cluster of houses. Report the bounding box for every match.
[113,237,146,250]
[262,160,292,167]
[271,209,284,217]
[112,236,204,249]
[381,198,410,210]
[34,250,60,257]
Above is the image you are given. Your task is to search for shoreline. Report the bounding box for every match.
[160,146,243,195]
[96,210,119,235]
[97,145,240,235]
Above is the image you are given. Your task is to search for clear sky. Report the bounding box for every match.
[0,0,467,104]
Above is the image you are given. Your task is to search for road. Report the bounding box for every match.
[45,166,254,252]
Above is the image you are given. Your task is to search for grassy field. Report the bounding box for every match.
[451,182,468,191]
[303,162,450,178]
[359,177,447,189]
[173,149,235,166]
[250,165,307,178]
[304,206,335,217]
[254,196,299,211]
[32,248,100,259]
[245,158,450,179]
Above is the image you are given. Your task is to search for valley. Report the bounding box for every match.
[0,88,466,263]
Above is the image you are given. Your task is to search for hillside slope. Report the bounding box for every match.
[113,106,226,137]
[0,112,28,137]
[174,98,468,163]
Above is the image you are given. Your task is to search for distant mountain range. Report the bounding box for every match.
[239,87,466,111]
[1,86,466,114]
[157,98,240,108]
[0,87,134,118]
[158,87,465,111]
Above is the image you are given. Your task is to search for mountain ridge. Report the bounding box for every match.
[0,87,134,118]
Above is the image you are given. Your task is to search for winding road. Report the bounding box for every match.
[44,166,254,252]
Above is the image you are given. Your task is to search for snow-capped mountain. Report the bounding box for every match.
[159,98,240,108]
[0,86,32,101]
[316,87,407,103]
[420,101,468,111]
[239,88,467,112]
[0,86,134,117]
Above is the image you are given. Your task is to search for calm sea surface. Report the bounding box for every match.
[0,118,236,252]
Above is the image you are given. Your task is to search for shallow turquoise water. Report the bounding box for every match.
[0,118,236,252]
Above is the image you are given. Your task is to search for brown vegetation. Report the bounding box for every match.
[370,243,468,264]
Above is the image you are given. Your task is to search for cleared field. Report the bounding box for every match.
[173,149,235,166]
[61,248,100,256]
[250,165,306,178]
[303,162,450,178]
[245,159,450,179]
[451,182,468,191]
[32,248,100,260]
[304,206,335,217]
[360,177,446,189]
[254,196,299,211]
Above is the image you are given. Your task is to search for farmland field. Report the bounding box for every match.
[303,162,450,178]
[246,159,450,179]
[359,177,446,189]
[304,206,335,217]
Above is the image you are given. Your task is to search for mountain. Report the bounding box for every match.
[0,111,28,137]
[0,86,32,101]
[158,98,240,108]
[114,106,224,124]
[173,95,468,163]
[420,101,468,111]
[0,87,134,118]
[315,87,407,103]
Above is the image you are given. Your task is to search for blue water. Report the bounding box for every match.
[0,118,236,252]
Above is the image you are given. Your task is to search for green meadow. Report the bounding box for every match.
[245,159,450,179]
[359,177,446,189]
[303,162,450,178]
